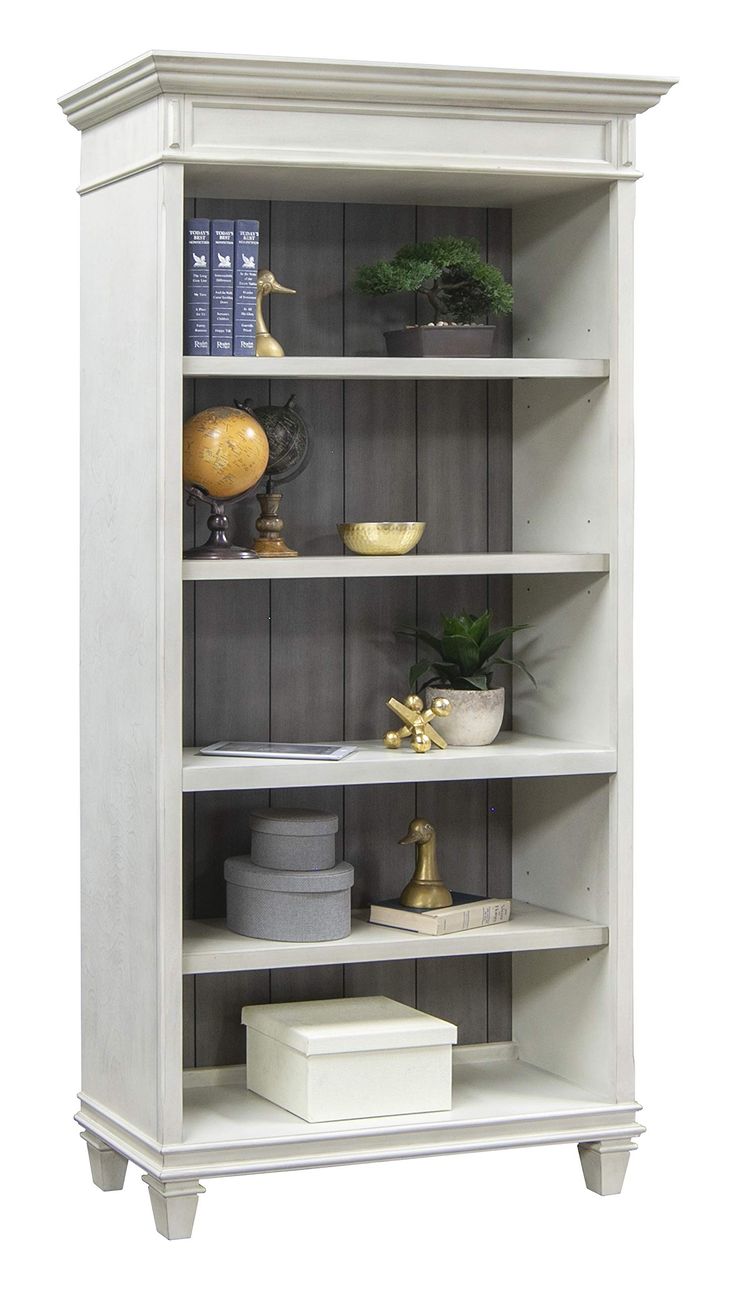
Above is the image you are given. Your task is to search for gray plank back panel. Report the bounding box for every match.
[342,204,419,1006]
[268,205,346,1006]
[196,970,269,1068]
[185,197,513,1064]
[413,207,494,1043]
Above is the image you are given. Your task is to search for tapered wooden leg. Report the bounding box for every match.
[143,1175,205,1240]
[81,1130,128,1191]
[578,1138,637,1195]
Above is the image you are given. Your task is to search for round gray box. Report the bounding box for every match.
[249,807,339,871]
[225,856,353,942]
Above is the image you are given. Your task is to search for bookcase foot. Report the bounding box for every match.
[143,1175,205,1240]
[578,1138,637,1195]
[81,1130,128,1192]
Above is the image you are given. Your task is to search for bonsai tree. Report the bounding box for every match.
[398,609,535,692]
[354,236,513,326]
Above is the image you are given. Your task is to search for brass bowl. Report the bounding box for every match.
[338,522,425,556]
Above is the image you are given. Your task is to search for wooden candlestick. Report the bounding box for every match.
[252,490,298,557]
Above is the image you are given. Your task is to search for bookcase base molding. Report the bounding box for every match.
[77,1042,644,1237]
[60,51,673,1238]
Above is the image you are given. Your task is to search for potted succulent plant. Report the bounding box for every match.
[398,609,535,747]
[354,236,513,357]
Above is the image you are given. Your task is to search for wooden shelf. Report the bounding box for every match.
[183,552,610,581]
[182,356,609,380]
[182,733,616,792]
[181,1044,628,1151]
[182,902,608,974]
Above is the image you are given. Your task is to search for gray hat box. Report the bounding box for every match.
[249,807,339,871]
[225,856,354,942]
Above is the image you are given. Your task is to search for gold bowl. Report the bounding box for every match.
[338,522,425,556]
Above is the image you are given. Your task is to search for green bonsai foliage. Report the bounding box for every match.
[354,236,513,325]
[398,609,535,693]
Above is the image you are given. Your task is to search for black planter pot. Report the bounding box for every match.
[383,325,497,357]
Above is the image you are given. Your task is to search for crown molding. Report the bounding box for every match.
[59,51,677,131]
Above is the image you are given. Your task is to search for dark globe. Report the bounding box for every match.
[234,394,311,484]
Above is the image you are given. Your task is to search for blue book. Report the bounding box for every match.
[234,220,260,357]
[210,220,235,356]
[183,219,210,356]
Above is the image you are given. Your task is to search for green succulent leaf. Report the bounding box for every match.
[396,626,443,655]
[409,658,432,692]
[479,624,529,664]
[431,662,463,683]
[468,609,491,644]
[440,634,481,674]
[496,656,537,687]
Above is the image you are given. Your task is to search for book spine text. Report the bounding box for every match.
[210,220,235,356]
[234,220,260,357]
[183,219,210,356]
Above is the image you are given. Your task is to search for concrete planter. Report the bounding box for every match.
[383,324,496,357]
[426,685,505,747]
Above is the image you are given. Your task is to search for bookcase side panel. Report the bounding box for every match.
[605,178,636,1102]
[79,163,184,1143]
[511,180,636,1103]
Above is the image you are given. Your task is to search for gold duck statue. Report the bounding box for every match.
[398,818,452,910]
[256,269,296,357]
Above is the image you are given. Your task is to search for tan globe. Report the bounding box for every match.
[183,405,269,499]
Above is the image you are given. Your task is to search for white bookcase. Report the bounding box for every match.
[60,52,674,1239]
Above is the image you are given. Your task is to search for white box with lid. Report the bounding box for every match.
[241,996,458,1123]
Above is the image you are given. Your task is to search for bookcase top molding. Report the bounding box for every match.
[59,51,677,131]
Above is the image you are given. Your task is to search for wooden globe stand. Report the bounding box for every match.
[184,486,259,559]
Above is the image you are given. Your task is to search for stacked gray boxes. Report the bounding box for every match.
[225,808,354,942]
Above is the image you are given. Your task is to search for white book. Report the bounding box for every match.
[369,894,511,936]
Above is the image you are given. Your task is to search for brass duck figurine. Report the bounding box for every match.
[398,818,452,910]
[256,269,296,357]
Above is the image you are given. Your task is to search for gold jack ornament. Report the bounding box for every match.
[383,694,451,754]
[256,269,296,357]
[398,818,452,910]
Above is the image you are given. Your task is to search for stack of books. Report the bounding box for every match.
[183,218,259,357]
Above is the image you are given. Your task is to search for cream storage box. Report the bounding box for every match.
[241,996,458,1123]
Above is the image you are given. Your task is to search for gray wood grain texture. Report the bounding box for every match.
[196,970,269,1068]
[412,208,507,1043]
[267,206,346,1006]
[186,198,514,1061]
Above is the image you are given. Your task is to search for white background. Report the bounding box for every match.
[2,1,734,1283]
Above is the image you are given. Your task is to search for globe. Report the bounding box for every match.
[183,405,269,499]
[236,394,311,485]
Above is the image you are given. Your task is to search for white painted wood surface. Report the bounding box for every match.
[182,903,609,973]
[182,1046,611,1142]
[59,53,676,131]
[182,356,609,379]
[79,164,184,1147]
[578,1138,637,1195]
[183,552,610,581]
[76,1042,643,1182]
[143,1175,205,1240]
[182,734,616,791]
[81,1130,129,1191]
